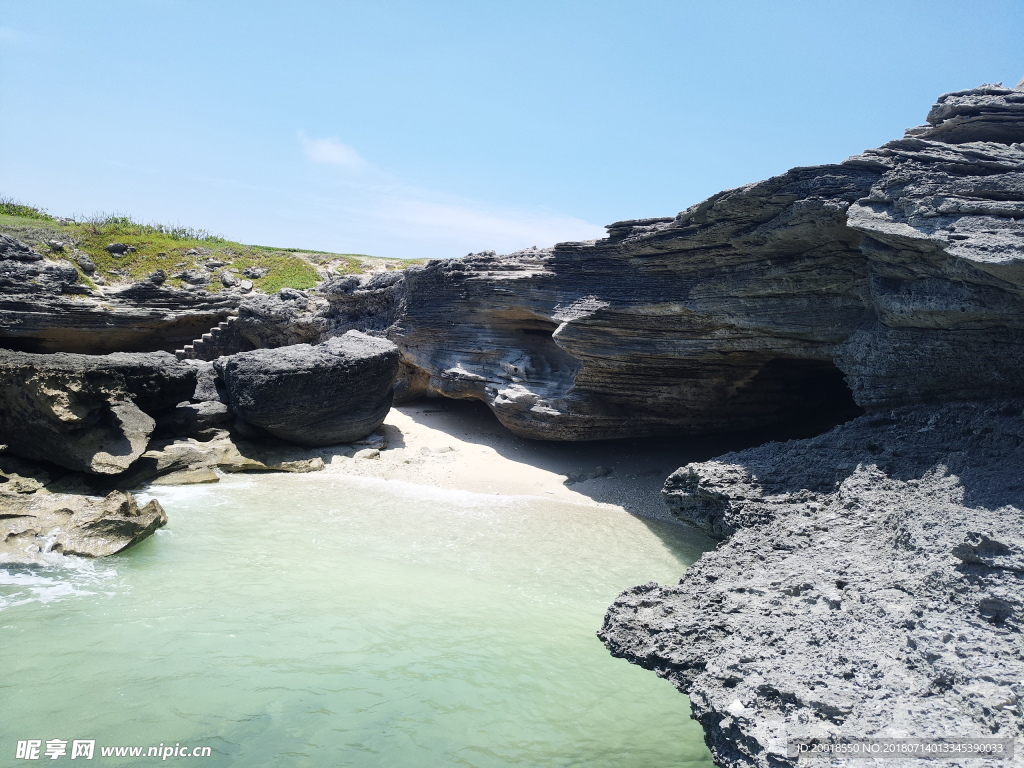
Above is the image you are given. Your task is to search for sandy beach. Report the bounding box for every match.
[307,398,804,524]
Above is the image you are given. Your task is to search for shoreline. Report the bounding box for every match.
[300,399,818,526]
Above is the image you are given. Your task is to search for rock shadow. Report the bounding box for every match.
[396,395,868,557]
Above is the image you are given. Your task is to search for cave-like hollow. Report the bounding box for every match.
[736,357,865,435]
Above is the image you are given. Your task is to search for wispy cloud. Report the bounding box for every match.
[296,133,604,257]
[0,26,38,47]
[380,198,603,251]
[298,133,369,172]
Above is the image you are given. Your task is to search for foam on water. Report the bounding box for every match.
[0,555,120,611]
[1,472,715,767]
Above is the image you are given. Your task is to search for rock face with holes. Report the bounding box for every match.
[0,349,196,474]
[1,490,167,561]
[231,289,325,351]
[0,234,242,354]
[600,400,1024,768]
[312,84,1024,440]
[214,330,400,446]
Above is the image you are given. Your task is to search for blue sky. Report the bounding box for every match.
[1,1,1021,259]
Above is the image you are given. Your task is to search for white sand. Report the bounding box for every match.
[308,399,773,523]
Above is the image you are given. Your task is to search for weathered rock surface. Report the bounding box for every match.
[665,401,1024,539]
[0,454,61,494]
[0,349,195,473]
[188,360,230,403]
[214,330,399,446]
[232,289,325,350]
[600,400,1024,768]
[312,85,1024,439]
[116,435,325,488]
[1,490,167,561]
[154,400,233,440]
[0,234,242,354]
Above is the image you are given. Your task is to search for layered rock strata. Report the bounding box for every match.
[0,235,242,354]
[0,349,195,474]
[599,400,1024,768]
[302,84,1024,440]
[214,330,400,446]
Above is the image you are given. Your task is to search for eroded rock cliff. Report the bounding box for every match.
[599,401,1024,768]
[0,234,242,354]
[309,83,1024,440]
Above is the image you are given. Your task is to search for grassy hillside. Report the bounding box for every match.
[0,198,427,293]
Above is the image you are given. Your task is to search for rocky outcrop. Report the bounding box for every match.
[664,401,1024,540]
[0,349,195,474]
[214,330,400,446]
[116,435,324,488]
[599,400,1024,767]
[309,84,1024,440]
[1,490,167,562]
[583,83,1024,767]
[231,289,325,350]
[0,235,242,354]
[904,84,1024,144]
[154,400,233,440]
[320,271,408,334]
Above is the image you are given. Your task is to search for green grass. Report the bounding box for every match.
[0,199,428,293]
[0,197,55,221]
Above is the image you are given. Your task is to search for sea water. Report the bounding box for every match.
[0,473,715,767]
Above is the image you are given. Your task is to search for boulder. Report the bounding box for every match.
[215,331,399,446]
[176,269,209,286]
[1,490,167,561]
[0,349,196,474]
[75,253,96,272]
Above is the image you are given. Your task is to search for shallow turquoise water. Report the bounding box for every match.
[1,473,715,767]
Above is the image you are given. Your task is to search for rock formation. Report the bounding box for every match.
[231,288,325,350]
[589,83,1024,767]
[214,330,400,446]
[1,81,1021,761]
[599,401,1024,767]
[300,84,1024,441]
[1,490,167,562]
[0,349,195,474]
[115,435,325,488]
[0,235,242,354]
